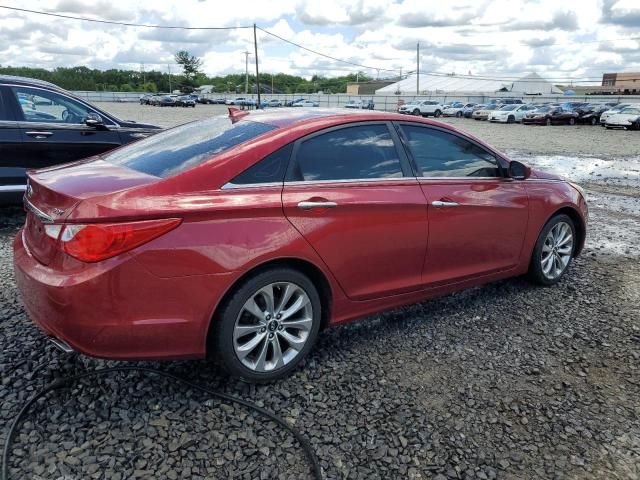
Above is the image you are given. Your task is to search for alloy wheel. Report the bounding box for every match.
[540,221,573,280]
[233,282,313,372]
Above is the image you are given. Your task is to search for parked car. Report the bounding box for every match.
[139,94,153,105]
[472,105,500,121]
[285,98,306,107]
[398,100,444,117]
[522,106,579,125]
[443,103,475,117]
[0,75,161,203]
[488,104,538,123]
[575,104,608,125]
[226,97,248,105]
[600,104,635,125]
[464,104,485,118]
[265,99,283,107]
[604,106,640,130]
[157,95,177,107]
[488,98,524,106]
[14,108,588,381]
[292,99,319,107]
[344,99,375,110]
[176,95,196,108]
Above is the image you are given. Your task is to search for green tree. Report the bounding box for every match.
[174,50,203,87]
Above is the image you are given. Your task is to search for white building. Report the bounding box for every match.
[376,72,563,96]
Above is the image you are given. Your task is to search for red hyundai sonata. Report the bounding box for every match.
[14,108,588,381]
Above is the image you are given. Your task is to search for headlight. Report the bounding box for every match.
[568,181,585,197]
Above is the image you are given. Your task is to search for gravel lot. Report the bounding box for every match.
[0,103,639,480]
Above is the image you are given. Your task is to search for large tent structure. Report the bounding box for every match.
[376,72,563,95]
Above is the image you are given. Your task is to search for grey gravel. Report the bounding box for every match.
[1,109,639,479]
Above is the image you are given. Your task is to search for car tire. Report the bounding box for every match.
[528,214,576,286]
[456,111,462,118]
[545,118,552,126]
[413,108,421,116]
[434,110,442,117]
[211,267,322,382]
[507,115,515,124]
[591,117,597,125]
[569,117,576,125]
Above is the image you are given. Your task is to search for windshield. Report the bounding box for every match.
[621,108,640,115]
[499,105,518,111]
[104,116,276,178]
[535,107,552,113]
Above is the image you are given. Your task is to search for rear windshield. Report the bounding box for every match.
[104,116,276,178]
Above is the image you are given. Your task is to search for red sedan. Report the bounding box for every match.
[14,108,588,382]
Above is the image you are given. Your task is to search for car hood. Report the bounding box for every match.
[607,113,638,123]
[530,168,564,181]
[117,119,162,130]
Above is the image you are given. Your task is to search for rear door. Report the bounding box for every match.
[0,86,24,191]
[10,85,123,169]
[282,122,429,300]
[396,123,529,286]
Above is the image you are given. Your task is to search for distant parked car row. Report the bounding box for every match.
[140,94,198,107]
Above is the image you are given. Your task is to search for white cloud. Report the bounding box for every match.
[0,0,638,81]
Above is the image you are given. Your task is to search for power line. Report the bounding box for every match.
[257,26,399,74]
[0,5,252,29]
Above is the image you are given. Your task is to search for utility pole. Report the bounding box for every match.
[399,67,402,80]
[271,74,274,94]
[141,63,146,89]
[168,64,172,93]
[253,24,261,108]
[243,51,250,94]
[356,71,359,83]
[416,43,420,95]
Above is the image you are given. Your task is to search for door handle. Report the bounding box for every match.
[432,200,459,208]
[297,201,338,210]
[26,131,53,139]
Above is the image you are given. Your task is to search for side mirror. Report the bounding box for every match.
[85,112,104,128]
[508,161,531,180]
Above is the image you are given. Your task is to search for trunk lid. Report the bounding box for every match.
[23,159,159,265]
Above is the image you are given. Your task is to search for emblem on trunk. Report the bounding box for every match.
[51,208,65,216]
[26,183,33,198]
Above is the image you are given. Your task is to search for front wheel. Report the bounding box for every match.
[413,108,421,116]
[434,110,442,117]
[212,268,322,382]
[569,117,576,125]
[545,118,552,126]
[456,111,462,117]
[591,117,597,125]
[528,214,576,285]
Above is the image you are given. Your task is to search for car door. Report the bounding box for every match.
[0,86,26,192]
[396,122,529,286]
[10,85,123,169]
[281,122,429,301]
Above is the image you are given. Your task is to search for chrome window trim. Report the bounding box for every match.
[24,197,54,223]
[2,83,120,127]
[0,184,27,192]
[222,181,282,190]
[284,176,408,186]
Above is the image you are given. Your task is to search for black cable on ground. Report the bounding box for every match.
[1,366,323,480]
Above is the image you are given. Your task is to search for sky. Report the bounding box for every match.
[0,0,639,83]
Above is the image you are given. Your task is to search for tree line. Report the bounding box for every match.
[0,65,373,94]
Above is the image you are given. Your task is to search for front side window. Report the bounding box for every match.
[400,125,501,178]
[104,117,276,178]
[290,124,403,182]
[11,86,98,124]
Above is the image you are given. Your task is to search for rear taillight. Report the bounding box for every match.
[58,218,181,262]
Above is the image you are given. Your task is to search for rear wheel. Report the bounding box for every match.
[528,214,576,285]
[456,111,462,117]
[434,110,442,117]
[569,117,576,125]
[413,108,421,116]
[507,115,515,124]
[590,117,597,125]
[545,118,552,126]
[212,268,322,382]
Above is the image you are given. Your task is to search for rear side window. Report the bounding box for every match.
[231,144,293,185]
[104,117,276,178]
[289,124,403,182]
[400,125,501,178]
[0,89,7,121]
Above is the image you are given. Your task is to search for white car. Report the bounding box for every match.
[443,103,476,117]
[398,100,444,117]
[225,97,247,105]
[599,103,637,125]
[604,107,640,129]
[488,104,538,123]
[292,100,319,107]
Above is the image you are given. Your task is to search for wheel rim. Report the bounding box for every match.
[233,282,313,373]
[541,222,573,280]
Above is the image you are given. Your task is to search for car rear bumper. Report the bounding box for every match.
[13,230,235,361]
[522,118,546,124]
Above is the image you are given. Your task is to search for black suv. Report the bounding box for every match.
[0,75,162,203]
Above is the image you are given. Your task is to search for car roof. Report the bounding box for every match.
[0,74,62,90]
